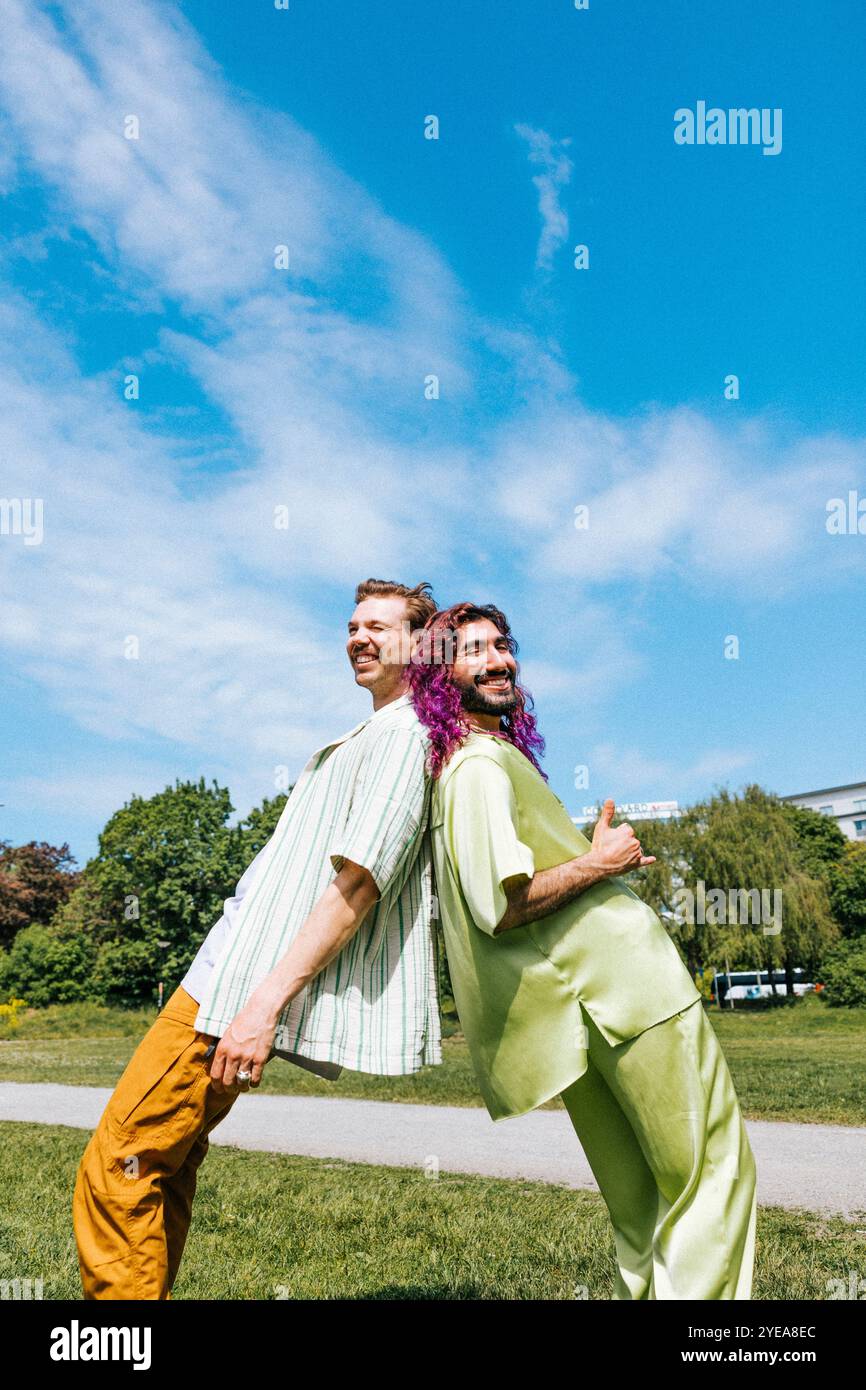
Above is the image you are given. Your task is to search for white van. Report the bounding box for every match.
[712,968,814,1005]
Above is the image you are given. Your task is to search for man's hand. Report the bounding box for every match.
[587,798,656,876]
[208,987,280,1095]
[495,798,657,933]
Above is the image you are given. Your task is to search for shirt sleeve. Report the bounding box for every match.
[443,755,535,936]
[330,725,429,897]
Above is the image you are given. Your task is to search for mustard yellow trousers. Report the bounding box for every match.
[559,998,758,1299]
[72,986,239,1299]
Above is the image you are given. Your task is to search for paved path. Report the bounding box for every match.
[2,1082,864,1222]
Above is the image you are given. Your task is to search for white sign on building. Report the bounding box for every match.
[571,800,680,827]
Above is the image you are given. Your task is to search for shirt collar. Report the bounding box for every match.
[306,692,413,764]
[367,691,412,722]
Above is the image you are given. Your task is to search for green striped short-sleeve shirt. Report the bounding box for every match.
[193,694,442,1076]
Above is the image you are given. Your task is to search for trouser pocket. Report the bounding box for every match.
[106,1002,214,1138]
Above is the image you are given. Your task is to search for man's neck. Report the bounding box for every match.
[465,712,502,733]
[371,681,409,713]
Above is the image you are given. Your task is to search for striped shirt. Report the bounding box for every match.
[192,694,442,1076]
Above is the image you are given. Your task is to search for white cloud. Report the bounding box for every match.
[0,291,358,773]
[514,123,573,271]
[491,404,863,593]
[2,769,177,825]
[589,743,753,798]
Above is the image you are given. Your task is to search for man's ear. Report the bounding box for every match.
[406,626,423,661]
[394,618,419,667]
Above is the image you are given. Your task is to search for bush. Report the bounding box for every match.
[90,938,160,1008]
[0,923,97,1007]
[0,996,28,1038]
[817,939,866,1008]
[828,842,866,938]
[695,966,715,1002]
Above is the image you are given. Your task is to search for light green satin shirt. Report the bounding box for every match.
[431,731,701,1121]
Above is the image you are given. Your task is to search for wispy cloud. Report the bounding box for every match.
[492,403,863,593]
[514,123,573,271]
[589,744,753,798]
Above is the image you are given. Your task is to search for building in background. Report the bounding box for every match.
[782,781,866,841]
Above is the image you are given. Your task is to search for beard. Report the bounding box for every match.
[456,675,519,717]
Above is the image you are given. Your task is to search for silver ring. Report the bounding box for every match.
[236,1069,252,1084]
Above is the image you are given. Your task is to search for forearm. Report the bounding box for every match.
[495,851,610,934]
[252,875,375,1018]
[206,865,379,1094]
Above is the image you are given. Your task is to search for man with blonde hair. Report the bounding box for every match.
[73,578,441,1299]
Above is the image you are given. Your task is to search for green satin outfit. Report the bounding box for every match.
[430,731,702,1121]
[431,730,758,1299]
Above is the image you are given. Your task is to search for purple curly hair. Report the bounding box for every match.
[407,602,546,780]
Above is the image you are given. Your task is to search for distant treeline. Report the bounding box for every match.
[1,780,864,1011]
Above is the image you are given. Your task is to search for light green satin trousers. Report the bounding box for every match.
[559,998,757,1299]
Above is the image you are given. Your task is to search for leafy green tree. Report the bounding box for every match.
[3,783,293,1009]
[74,778,289,1006]
[622,789,840,998]
[827,842,866,938]
[781,803,847,881]
[91,938,163,1007]
[238,792,290,861]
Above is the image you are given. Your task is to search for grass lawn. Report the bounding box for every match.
[1,1120,863,1300]
[1,992,865,1125]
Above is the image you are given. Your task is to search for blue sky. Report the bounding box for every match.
[0,0,863,866]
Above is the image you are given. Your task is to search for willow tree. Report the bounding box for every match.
[673,785,839,996]
[619,787,839,995]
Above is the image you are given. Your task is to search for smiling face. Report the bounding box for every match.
[451,617,519,729]
[346,594,415,709]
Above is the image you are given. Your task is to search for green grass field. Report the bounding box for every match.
[2,992,865,1125]
[1,1121,863,1300]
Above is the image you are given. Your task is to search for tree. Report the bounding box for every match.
[0,840,80,949]
[827,842,866,939]
[76,777,268,1005]
[238,792,290,861]
[619,790,841,996]
[672,786,838,997]
[817,938,866,1007]
[780,805,866,940]
[3,782,293,1009]
[781,803,847,881]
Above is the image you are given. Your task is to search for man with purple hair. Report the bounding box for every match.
[409,602,757,1301]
